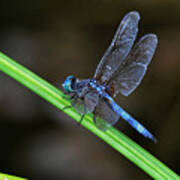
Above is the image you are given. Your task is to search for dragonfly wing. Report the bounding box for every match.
[108,34,158,97]
[93,99,120,130]
[71,91,99,115]
[84,91,99,113]
[71,97,87,115]
[94,11,140,83]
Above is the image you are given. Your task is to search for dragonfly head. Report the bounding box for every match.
[62,75,77,93]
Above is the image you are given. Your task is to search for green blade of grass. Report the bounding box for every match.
[0,52,179,180]
[0,173,27,180]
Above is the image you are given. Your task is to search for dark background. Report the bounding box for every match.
[0,1,179,180]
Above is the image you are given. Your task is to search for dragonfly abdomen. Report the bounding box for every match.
[105,94,156,142]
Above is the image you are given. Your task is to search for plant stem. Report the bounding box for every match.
[0,173,27,180]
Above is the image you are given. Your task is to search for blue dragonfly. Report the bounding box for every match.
[62,11,158,142]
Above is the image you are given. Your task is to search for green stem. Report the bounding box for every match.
[0,52,179,180]
[0,173,27,180]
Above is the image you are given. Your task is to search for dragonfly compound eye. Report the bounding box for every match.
[62,75,76,93]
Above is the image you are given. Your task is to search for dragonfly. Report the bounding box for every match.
[62,11,158,142]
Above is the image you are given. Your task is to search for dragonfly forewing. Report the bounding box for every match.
[71,91,99,115]
[94,11,140,83]
[71,97,87,115]
[84,91,99,113]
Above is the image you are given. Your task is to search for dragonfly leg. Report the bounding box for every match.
[78,99,87,125]
[79,114,85,125]
[62,95,70,101]
[93,115,96,124]
[62,92,76,100]
[70,93,77,99]
[92,106,97,124]
[62,105,72,111]
[62,93,78,111]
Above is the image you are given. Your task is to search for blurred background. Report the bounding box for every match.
[0,0,179,180]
